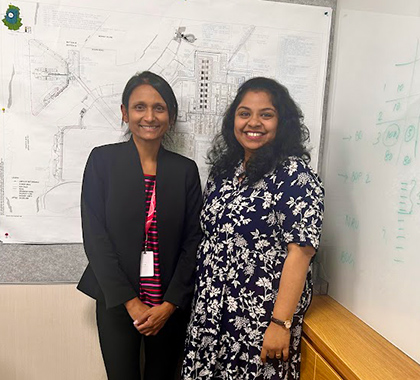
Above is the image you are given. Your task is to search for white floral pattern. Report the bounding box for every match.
[182,157,324,380]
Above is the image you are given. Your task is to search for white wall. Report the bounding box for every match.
[337,0,420,16]
[0,285,106,380]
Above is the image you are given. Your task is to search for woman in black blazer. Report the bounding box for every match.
[77,71,202,380]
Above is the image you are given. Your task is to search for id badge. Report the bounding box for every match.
[140,250,154,277]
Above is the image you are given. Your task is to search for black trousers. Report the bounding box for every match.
[96,301,188,380]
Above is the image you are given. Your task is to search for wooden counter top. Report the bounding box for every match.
[303,295,420,380]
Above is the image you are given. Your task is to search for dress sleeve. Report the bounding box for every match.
[276,158,324,250]
[162,161,203,310]
[81,148,137,308]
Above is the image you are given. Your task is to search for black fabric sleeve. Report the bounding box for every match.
[81,148,137,309]
[162,162,202,310]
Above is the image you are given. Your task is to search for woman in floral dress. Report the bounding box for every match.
[182,77,324,380]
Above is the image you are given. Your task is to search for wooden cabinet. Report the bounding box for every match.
[315,353,342,380]
[301,337,342,380]
[301,296,420,380]
[301,336,317,379]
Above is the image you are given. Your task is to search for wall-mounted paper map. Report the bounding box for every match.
[0,0,331,243]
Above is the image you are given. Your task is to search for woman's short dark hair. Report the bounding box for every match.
[122,71,178,124]
[207,76,311,184]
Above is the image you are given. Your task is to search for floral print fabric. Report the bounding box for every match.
[182,157,324,380]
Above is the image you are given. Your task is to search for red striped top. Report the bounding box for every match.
[139,175,163,306]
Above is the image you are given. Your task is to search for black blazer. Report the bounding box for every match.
[77,138,202,310]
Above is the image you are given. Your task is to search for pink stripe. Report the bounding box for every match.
[142,298,162,302]
[140,291,161,297]
[141,290,162,296]
[141,276,161,281]
[140,285,160,290]
[141,277,161,282]
[142,296,162,302]
[141,297,162,304]
[140,282,161,287]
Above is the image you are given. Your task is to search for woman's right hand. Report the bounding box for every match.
[260,322,291,363]
[124,297,150,329]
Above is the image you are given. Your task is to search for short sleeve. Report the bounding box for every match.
[276,158,324,250]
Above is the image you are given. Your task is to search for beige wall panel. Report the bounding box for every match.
[0,285,106,380]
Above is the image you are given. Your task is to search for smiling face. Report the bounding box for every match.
[121,84,170,146]
[233,90,279,163]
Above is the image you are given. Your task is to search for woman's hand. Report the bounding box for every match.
[124,297,150,323]
[134,302,176,336]
[260,322,291,363]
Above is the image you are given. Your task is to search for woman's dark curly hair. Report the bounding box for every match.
[207,77,311,184]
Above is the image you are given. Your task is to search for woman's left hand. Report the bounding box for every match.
[133,301,176,336]
[260,322,291,363]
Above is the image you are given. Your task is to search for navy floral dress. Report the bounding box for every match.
[182,157,324,380]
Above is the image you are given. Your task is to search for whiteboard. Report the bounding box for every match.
[322,10,420,363]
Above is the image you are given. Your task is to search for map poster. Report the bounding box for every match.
[0,0,331,243]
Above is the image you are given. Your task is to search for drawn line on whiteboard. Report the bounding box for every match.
[397,40,419,164]
[337,173,348,181]
[395,58,420,67]
[396,236,406,239]
[385,93,420,103]
[398,181,415,214]
[394,259,404,263]
[376,117,405,126]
